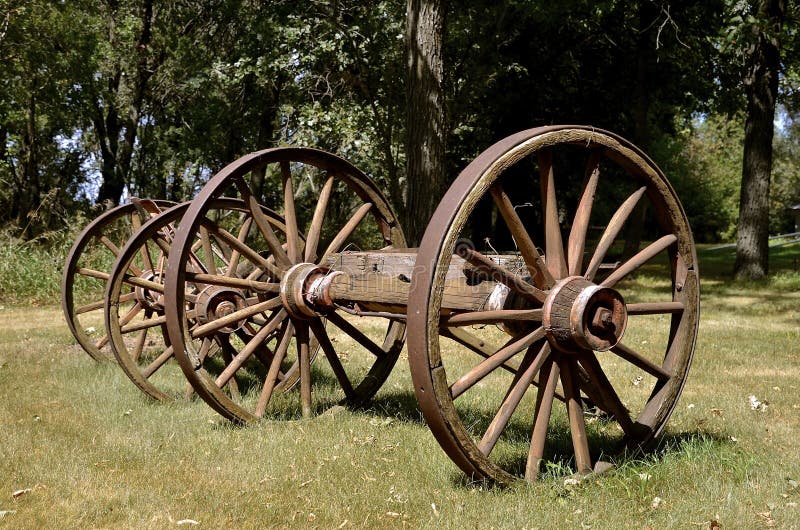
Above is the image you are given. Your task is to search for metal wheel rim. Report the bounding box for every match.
[106,199,313,401]
[165,147,407,423]
[62,200,174,361]
[408,126,699,485]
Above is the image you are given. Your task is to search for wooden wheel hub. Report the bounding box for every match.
[280,263,346,319]
[543,276,627,352]
[134,270,164,311]
[195,285,247,333]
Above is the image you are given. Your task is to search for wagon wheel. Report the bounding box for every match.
[106,199,310,401]
[408,126,699,485]
[62,200,174,361]
[165,147,406,423]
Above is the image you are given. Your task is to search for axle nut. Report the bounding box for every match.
[543,276,627,352]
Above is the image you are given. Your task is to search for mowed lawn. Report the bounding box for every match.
[1,246,799,529]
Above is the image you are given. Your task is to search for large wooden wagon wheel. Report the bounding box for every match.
[62,200,173,361]
[165,147,407,423]
[408,126,699,485]
[105,199,308,401]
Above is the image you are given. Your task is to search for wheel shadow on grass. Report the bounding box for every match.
[448,428,733,490]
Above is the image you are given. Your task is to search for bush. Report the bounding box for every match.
[0,218,85,306]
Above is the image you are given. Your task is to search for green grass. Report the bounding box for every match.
[1,245,799,528]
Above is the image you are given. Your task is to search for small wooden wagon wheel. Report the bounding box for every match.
[62,200,173,361]
[408,126,699,485]
[105,199,309,401]
[164,147,406,423]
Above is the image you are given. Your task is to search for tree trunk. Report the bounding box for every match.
[18,90,40,236]
[95,0,158,206]
[404,0,447,246]
[734,0,785,280]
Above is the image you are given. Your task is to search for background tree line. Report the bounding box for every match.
[1,0,798,278]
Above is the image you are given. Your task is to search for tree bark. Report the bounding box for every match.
[734,0,785,280]
[95,0,158,206]
[17,89,40,234]
[404,0,447,246]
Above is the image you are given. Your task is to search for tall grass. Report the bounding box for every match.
[0,226,76,306]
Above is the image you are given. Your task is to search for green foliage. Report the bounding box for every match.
[0,0,96,236]
[770,115,800,234]
[0,211,85,305]
[1,0,797,248]
[654,114,744,243]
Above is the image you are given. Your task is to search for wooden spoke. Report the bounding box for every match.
[232,326,278,369]
[77,267,110,281]
[199,219,283,280]
[131,325,148,362]
[525,358,559,482]
[449,327,545,400]
[304,174,335,262]
[309,319,356,400]
[320,202,373,263]
[194,338,215,368]
[214,310,287,388]
[577,352,636,436]
[191,297,282,338]
[584,186,646,281]
[129,207,143,232]
[129,209,153,273]
[560,358,592,475]
[98,301,143,349]
[75,298,105,315]
[94,334,110,349]
[98,235,122,258]
[459,248,546,304]
[234,176,292,269]
[626,301,684,315]
[442,309,543,327]
[138,235,157,274]
[538,150,567,279]
[142,345,175,378]
[120,274,165,293]
[77,291,136,315]
[184,271,279,294]
[219,341,241,400]
[151,232,173,256]
[326,312,387,358]
[183,339,215,399]
[611,342,672,381]
[441,328,566,404]
[442,327,523,373]
[295,321,313,418]
[118,302,144,329]
[601,234,677,288]
[281,161,300,263]
[100,235,143,277]
[567,152,601,276]
[479,343,552,456]
[255,320,295,417]
[226,217,253,278]
[490,184,554,288]
[121,314,167,334]
[199,226,218,275]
